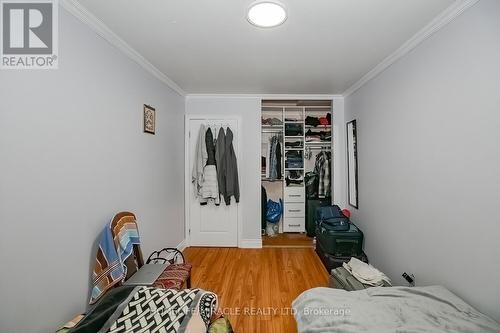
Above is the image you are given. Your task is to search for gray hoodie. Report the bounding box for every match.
[192,124,207,203]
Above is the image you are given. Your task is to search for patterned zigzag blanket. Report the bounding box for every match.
[90,212,141,304]
[97,287,217,333]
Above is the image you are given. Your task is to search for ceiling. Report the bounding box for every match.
[76,0,455,95]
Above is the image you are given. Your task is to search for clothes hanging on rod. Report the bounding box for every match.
[305,145,331,160]
[215,127,226,203]
[200,127,220,205]
[276,140,282,180]
[268,134,282,180]
[222,127,240,205]
[192,123,240,206]
[192,124,207,201]
[314,151,331,198]
[270,136,277,180]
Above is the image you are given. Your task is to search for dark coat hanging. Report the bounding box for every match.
[223,127,240,205]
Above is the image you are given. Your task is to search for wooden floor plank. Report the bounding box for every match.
[184,247,329,333]
[262,233,314,248]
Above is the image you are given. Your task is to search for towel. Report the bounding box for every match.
[343,257,391,287]
[89,212,140,304]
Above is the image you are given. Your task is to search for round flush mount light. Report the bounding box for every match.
[247,1,287,28]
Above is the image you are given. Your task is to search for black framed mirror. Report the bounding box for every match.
[346,120,359,208]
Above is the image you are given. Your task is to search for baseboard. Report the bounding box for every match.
[179,238,262,249]
[176,239,187,252]
[240,238,263,249]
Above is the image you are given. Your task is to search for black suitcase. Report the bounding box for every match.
[315,240,368,272]
[305,199,331,237]
[315,223,364,257]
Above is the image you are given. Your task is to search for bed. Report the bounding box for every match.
[293,286,500,333]
[68,286,232,333]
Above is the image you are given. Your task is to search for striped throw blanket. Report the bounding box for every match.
[90,212,140,304]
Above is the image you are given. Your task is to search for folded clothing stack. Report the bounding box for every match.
[343,257,391,287]
[262,117,282,125]
[286,158,303,168]
[285,123,303,136]
[285,150,303,158]
[285,141,303,148]
[305,113,332,127]
[286,170,304,186]
[305,129,331,142]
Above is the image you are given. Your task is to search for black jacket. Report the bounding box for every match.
[223,128,240,204]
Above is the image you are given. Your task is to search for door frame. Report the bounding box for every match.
[184,114,243,247]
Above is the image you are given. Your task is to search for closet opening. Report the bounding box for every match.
[261,99,333,248]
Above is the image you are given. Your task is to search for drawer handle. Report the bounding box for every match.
[288,224,301,227]
[288,209,301,212]
[289,194,302,197]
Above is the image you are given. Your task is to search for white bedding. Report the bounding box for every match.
[293,286,500,333]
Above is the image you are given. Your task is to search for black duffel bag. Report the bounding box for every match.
[317,217,350,231]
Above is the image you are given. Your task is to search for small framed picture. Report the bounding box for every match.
[143,104,156,134]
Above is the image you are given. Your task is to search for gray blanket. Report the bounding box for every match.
[293,286,500,333]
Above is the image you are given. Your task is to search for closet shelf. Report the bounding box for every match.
[305,141,331,145]
[262,125,283,129]
[285,168,304,171]
[305,125,331,129]
[262,177,283,182]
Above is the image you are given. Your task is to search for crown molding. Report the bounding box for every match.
[60,0,479,99]
[186,93,343,100]
[342,0,481,98]
[60,0,186,96]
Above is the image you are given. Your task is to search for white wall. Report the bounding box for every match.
[331,98,347,208]
[185,97,262,244]
[345,0,500,321]
[185,96,346,245]
[0,8,185,333]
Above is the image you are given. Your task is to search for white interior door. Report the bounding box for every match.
[186,118,239,247]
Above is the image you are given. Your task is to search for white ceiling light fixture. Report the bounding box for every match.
[247,1,287,28]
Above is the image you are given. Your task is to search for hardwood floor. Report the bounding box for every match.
[262,233,315,248]
[184,247,329,333]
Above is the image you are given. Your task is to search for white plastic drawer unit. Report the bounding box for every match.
[283,217,305,232]
[284,203,305,217]
[284,187,305,203]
